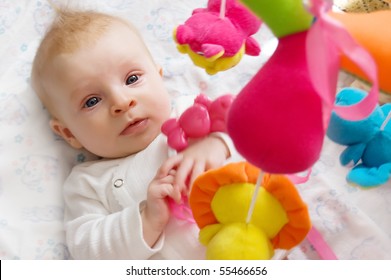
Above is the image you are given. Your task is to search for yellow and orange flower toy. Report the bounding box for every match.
[189,161,311,260]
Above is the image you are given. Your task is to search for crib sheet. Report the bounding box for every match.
[0,0,390,260]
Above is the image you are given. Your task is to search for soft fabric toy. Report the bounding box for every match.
[189,161,311,260]
[330,10,391,95]
[226,0,379,174]
[227,0,321,174]
[327,87,391,187]
[162,93,234,152]
[173,0,261,75]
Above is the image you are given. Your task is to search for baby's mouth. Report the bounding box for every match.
[120,119,148,135]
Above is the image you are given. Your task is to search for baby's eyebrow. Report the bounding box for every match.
[69,84,92,104]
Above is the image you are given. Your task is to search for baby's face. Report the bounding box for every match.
[43,22,171,158]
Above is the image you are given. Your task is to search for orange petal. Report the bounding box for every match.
[263,174,311,249]
[189,161,260,228]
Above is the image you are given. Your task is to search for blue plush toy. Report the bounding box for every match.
[327,87,391,188]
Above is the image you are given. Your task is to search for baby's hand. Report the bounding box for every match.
[162,135,230,194]
[141,156,185,247]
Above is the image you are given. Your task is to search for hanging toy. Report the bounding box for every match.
[227,0,379,174]
[327,87,391,187]
[189,161,311,260]
[173,0,261,75]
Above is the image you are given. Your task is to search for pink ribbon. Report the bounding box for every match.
[307,226,338,260]
[168,196,195,224]
[304,1,373,259]
[306,0,379,129]
[287,168,312,184]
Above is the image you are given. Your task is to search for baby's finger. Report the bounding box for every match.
[154,182,181,202]
[150,182,174,199]
[174,157,194,190]
[169,183,182,203]
[158,174,175,185]
[168,169,176,176]
[157,154,183,178]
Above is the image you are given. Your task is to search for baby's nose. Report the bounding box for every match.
[110,95,136,115]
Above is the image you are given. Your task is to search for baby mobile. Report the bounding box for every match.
[163,0,380,259]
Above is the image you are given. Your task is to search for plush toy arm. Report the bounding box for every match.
[201,44,225,58]
[245,37,261,56]
[340,143,366,166]
[347,163,391,187]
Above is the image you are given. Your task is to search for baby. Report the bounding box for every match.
[31,9,236,259]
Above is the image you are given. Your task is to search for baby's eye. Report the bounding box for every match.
[126,74,139,85]
[84,97,101,108]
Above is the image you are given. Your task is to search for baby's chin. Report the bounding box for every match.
[102,132,162,159]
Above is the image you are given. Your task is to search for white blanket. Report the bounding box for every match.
[0,0,390,259]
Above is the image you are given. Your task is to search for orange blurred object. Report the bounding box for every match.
[330,10,391,94]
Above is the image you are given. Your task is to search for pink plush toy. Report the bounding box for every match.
[174,0,261,75]
[162,94,234,152]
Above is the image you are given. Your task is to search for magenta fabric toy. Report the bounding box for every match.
[173,0,261,75]
[227,0,379,174]
[228,31,323,173]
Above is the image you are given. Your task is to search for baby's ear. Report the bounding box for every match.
[49,119,83,149]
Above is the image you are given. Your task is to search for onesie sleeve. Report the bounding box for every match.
[210,132,243,163]
[63,164,164,260]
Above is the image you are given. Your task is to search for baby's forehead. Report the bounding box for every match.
[54,20,133,55]
[53,23,143,69]
[44,21,146,77]
[66,25,106,51]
